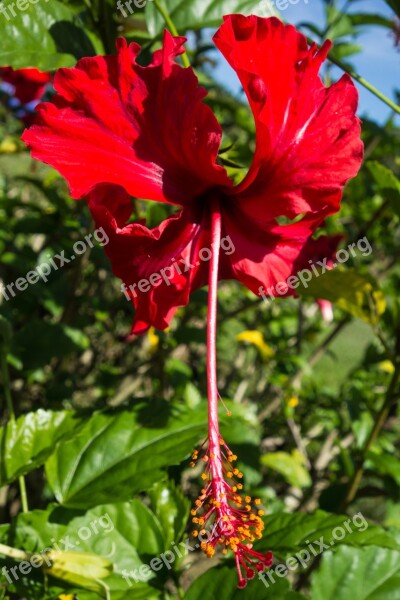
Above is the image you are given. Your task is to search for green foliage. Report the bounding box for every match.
[0,0,104,70]
[0,409,80,486]
[145,0,277,36]
[297,268,386,325]
[311,546,400,600]
[45,406,209,508]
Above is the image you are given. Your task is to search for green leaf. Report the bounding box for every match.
[45,406,207,508]
[5,501,167,597]
[145,0,277,37]
[326,6,355,39]
[367,451,400,486]
[0,1,103,70]
[148,480,190,547]
[311,546,400,600]
[350,13,395,29]
[0,409,80,486]
[367,161,400,212]
[261,450,311,489]
[297,268,386,325]
[184,565,302,600]
[330,43,362,60]
[256,511,399,555]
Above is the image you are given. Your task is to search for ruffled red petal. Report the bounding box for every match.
[221,201,328,297]
[214,15,363,223]
[88,188,234,333]
[22,33,231,204]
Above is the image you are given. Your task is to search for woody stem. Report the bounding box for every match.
[207,198,224,495]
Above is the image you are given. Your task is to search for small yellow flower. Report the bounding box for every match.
[378,360,395,374]
[236,330,274,360]
[287,395,300,408]
[0,138,18,153]
[147,327,159,353]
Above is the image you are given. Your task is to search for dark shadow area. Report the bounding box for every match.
[50,21,98,60]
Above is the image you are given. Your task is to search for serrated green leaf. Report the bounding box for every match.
[256,511,399,555]
[45,406,207,508]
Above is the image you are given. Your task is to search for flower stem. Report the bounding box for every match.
[0,543,32,562]
[0,351,29,514]
[207,198,224,493]
[153,0,191,68]
[339,361,400,512]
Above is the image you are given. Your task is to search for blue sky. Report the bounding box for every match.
[210,0,399,124]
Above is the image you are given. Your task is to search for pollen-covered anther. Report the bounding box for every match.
[190,440,272,588]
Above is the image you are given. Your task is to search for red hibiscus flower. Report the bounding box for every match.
[0,67,51,125]
[22,15,363,335]
[22,14,363,587]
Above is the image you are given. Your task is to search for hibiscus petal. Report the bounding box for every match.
[214,15,363,224]
[22,32,231,206]
[221,201,329,297]
[88,187,231,333]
